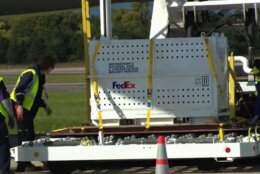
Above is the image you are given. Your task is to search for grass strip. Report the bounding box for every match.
[3,74,85,85]
[9,91,89,134]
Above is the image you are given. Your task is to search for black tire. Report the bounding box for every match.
[47,161,76,174]
[196,158,218,171]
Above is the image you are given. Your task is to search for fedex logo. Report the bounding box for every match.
[112,81,136,89]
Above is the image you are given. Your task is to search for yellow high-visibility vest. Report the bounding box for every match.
[252,66,260,82]
[11,69,39,110]
[0,76,8,118]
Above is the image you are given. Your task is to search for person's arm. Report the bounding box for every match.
[39,98,52,115]
[0,81,15,128]
[2,99,15,128]
[40,75,52,115]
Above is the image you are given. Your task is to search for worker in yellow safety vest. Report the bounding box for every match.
[0,76,15,174]
[11,56,55,172]
[250,61,260,125]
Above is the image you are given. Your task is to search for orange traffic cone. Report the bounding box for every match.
[155,136,169,174]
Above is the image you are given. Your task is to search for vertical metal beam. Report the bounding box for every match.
[105,0,112,40]
[81,0,92,121]
[100,0,106,38]
[228,53,235,120]
[254,3,259,26]
[193,6,197,23]
[243,4,246,22]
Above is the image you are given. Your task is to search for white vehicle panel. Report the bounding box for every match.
[13,142,258,162]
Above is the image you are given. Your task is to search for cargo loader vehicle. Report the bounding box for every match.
[11,0,260,173]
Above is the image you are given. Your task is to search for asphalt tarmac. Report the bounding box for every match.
[9,158,260,174]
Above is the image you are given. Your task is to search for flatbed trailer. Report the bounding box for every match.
[12,141,260,161]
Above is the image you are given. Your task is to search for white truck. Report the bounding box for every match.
[12,0,260,173]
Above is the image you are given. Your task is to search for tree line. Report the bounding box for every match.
[0,2,259,64]
[0,2,150,64]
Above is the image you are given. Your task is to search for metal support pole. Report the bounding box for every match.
[105,0,112,40]
[218,123,224,143]
[228,53,235,120]
[100,0,106,38]
[98,130,105,145]
[254,3,259,26]
[81,0,91,121]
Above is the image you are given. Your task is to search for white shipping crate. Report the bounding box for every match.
[89,36,228,126]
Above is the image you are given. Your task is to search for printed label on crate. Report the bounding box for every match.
[194,76,209,87]
[112,81,136,89]
[202,76,209,87]
[109,62,138,73]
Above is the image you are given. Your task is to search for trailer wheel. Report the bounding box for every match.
[47,161,76,174]
[196,158,218,171]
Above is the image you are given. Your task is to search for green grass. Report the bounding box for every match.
[2,75,17,85]
[0,62,85,69]
[9,91,89,134]
[47,74,85,84]
[3,74,85,85]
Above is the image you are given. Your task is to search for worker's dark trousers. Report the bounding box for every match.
[16,109,35,170]
[0,121,10,173]
[16,116,35,144]
[255,82,260,116]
